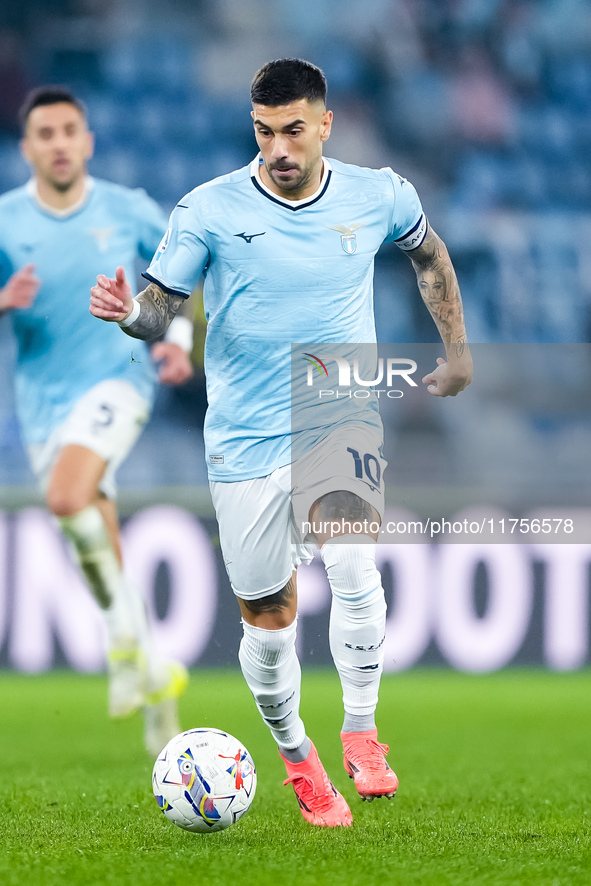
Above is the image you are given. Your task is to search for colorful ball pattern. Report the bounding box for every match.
[152,728,257,833]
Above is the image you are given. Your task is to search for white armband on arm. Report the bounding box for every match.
[118,299,141,327]
[164,315,194,353]
[394,213,428,251]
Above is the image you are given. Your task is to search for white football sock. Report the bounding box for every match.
[321,535,387,727]
[238,618,307,752]
[59,506,163,682]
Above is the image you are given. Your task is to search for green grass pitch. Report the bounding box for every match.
[0,668,589,886]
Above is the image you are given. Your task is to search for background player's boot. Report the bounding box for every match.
[107,641,147,718]
[341,728,399,801]
[143,661,188,757]
[281,742,353,827]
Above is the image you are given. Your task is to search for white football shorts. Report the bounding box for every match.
[27,379,150,499]
[210,422,387,600]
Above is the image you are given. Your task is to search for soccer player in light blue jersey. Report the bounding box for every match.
[91,59,473,825]
[0,86,195,756]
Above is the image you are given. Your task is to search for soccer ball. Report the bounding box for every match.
[152,728,257,834]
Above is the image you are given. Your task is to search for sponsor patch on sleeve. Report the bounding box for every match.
[153,227,171,262]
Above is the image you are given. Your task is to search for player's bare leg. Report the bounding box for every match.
[238,575,352,827]
[47,444,187,752]
[311,491,398,801]
[47,446,140,654]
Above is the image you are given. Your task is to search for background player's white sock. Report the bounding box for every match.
[124,578,171,691]
[239,618,308,754]
[321,536,387,733]
[58,505,160,675]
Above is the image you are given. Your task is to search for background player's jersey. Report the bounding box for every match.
[0,178,165,445]
[146,156,426,481]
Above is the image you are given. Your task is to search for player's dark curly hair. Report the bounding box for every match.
[251,58,327,106]
[19,86,87,131]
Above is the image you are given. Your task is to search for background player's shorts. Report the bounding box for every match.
[210,422,386,601]
[27,379,150,499]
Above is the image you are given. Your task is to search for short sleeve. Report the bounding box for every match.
[382,169,428,251]
[131,188,169,260]
[143,198,210,299]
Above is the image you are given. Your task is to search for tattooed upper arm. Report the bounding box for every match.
[120,283,185,341]
[407,224,447,271]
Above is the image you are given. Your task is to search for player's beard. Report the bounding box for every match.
[46,157,85,193]
[267,160,315,194]
[50,177,77,193]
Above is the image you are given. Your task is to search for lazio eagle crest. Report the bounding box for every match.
[328,223,365,255]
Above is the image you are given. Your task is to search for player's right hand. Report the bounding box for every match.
[90,266,134,322]
[0,264,40,311]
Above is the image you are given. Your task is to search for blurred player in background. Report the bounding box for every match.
[0,86,194,756]
[90,59,472,824]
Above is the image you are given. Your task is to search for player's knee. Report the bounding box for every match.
[46,486,93,518]
[238,579,297,629]
[310,491,380,543]
[313,490,373,522]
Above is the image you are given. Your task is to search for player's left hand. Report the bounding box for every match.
[422,351,473,397]
[151,341,194,385]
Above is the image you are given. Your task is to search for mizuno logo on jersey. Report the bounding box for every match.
[327,223,365,255]
[234,231,266,244]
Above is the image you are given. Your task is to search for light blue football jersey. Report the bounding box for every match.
[0,178,166,445]
[146,156,427,481]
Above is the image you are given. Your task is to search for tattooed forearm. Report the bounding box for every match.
[409,226,467,353]
[120,283,184,341]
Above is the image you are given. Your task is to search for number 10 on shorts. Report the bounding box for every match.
[347,447,381,489]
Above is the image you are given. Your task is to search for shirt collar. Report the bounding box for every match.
[250,155,332,208]
[27,176,94,218]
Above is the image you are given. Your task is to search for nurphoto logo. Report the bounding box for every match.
[303,353,418,399]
